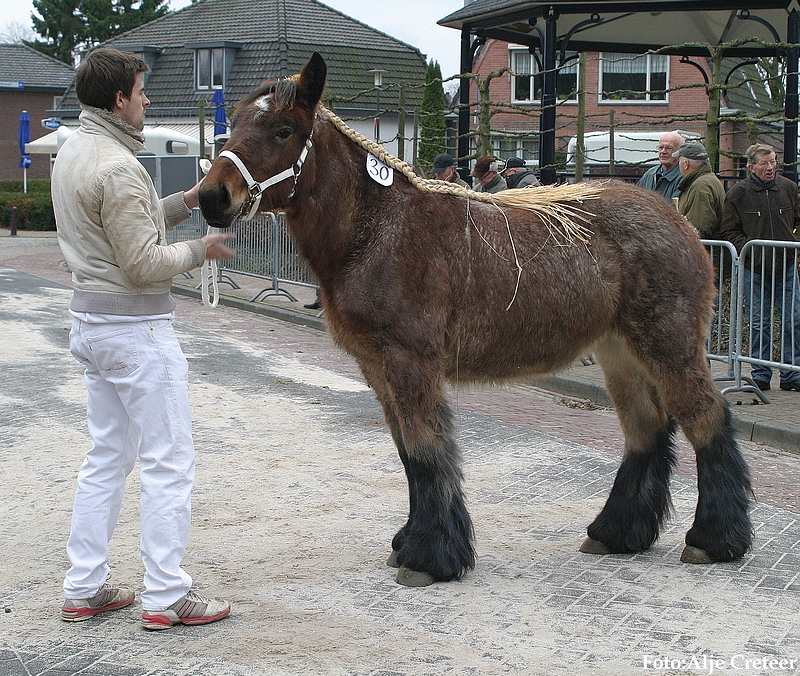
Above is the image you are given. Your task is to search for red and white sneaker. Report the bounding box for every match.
[141,590,231,630]
[61,583,135,622]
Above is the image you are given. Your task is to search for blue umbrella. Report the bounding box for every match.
[18,110,31,192]
[212,88,227,138]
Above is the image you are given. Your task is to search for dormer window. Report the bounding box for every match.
[197,48,224,89]
[186,41,242,91]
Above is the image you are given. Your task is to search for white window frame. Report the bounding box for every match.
[509,47,578,105]
[598,52,670,103]
[196,47,225,90]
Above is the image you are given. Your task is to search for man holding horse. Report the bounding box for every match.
[52,47,234,630]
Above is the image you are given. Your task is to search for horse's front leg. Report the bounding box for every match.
[363,356,475,586]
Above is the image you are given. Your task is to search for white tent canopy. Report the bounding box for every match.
[26,124,214,157]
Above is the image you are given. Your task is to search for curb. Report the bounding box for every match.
[172,283,326,331]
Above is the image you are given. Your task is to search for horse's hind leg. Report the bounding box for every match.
[582,336,679,555]
[360,356,475,586]
[595,334,752,563]
[655,356,752,562]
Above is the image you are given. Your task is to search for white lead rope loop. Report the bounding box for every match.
[200,229,220,309]
[198,159,219,309]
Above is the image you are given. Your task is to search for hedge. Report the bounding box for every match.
[0,179,55,231]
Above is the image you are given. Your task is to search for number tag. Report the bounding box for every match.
[366,153,393,186]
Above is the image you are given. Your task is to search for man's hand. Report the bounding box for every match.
[201,233,236,260]
[183,179,203,210]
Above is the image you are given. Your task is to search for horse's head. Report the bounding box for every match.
[199,52,327,227]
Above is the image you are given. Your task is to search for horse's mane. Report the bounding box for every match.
[317,104,601,245]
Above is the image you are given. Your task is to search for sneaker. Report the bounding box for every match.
[780,381,800,392]
[61,583,135,622]
[141,590,231,630]
[753,379,771,392]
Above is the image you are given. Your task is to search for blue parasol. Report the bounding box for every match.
[212,88,227,138]
[18,110,31,192]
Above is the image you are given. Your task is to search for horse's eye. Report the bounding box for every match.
[277,127,292,139]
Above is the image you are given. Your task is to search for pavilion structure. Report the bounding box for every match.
[439,0,800,183]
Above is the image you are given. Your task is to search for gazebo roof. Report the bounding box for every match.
[440,0,799,57]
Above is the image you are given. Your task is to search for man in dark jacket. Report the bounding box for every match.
[674,142,725,239]
[470,156,507,194]
[430,153,469,188]
[720,143,800,392]
[501,157,541,189]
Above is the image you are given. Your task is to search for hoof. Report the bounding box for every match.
[680,545,714,564]
[579,537,612,555]
[386,550,400,568]
[396,566,436,587]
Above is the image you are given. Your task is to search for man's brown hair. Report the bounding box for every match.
[75,47,149,111]
[746,143,775,166]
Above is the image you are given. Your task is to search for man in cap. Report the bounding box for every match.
[674,141,725,239]
[502,157,541,189]
[430,153,469,188]
[720,143,800,392]
[637,131,684,200]
[470,155,507,194]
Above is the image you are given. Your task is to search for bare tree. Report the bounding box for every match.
[0,21,36,44]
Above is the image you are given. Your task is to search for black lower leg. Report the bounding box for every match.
[395,451,475,581]
[587,417,678,553]
[685,408,753,561]
[391,437,414,555]
[392,409,475,581]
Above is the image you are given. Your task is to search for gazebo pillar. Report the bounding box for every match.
[458,27,473,175]
[539,9,558,185]
[784,8,799,182]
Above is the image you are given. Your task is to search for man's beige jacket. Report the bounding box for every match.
[52,107,206,315]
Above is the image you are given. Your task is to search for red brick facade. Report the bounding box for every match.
[469,39,740,175]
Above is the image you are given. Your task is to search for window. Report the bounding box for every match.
[479,134,540,166]
[600,52,668,102]
[510,49,578,103]
[197,48,225,89]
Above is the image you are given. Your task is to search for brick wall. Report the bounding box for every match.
[469,40,741,172]
[0,90,62,181]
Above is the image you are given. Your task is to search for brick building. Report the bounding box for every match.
[468,39,744,176]
[0,44,74,180]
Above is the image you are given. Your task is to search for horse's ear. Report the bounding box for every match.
[296,52,327,111]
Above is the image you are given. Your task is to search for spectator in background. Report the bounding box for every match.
[674,142,725,239]
[720,143,800,393]
[430,153,469,188]
[502,157,541,189]
[471,156,507,194]
[637,131,684,201]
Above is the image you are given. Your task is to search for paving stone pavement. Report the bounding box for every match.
[3,233,800,675]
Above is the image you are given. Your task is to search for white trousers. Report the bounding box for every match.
[64,315,195,610]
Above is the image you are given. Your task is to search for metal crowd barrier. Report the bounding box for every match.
[167,208,317,302]
[702,238,800,403]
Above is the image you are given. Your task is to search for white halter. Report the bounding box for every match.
[218,135,313,220]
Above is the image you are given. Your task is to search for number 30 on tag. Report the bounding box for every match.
[366,153,393,186]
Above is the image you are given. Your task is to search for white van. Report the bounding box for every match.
[566,130,701,167]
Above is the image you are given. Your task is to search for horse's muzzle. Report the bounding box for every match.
[198,183,237,228]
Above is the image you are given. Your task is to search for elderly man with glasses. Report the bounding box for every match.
[637,131,684,200]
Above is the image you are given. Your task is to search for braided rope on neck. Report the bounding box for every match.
[317,105,603,244]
